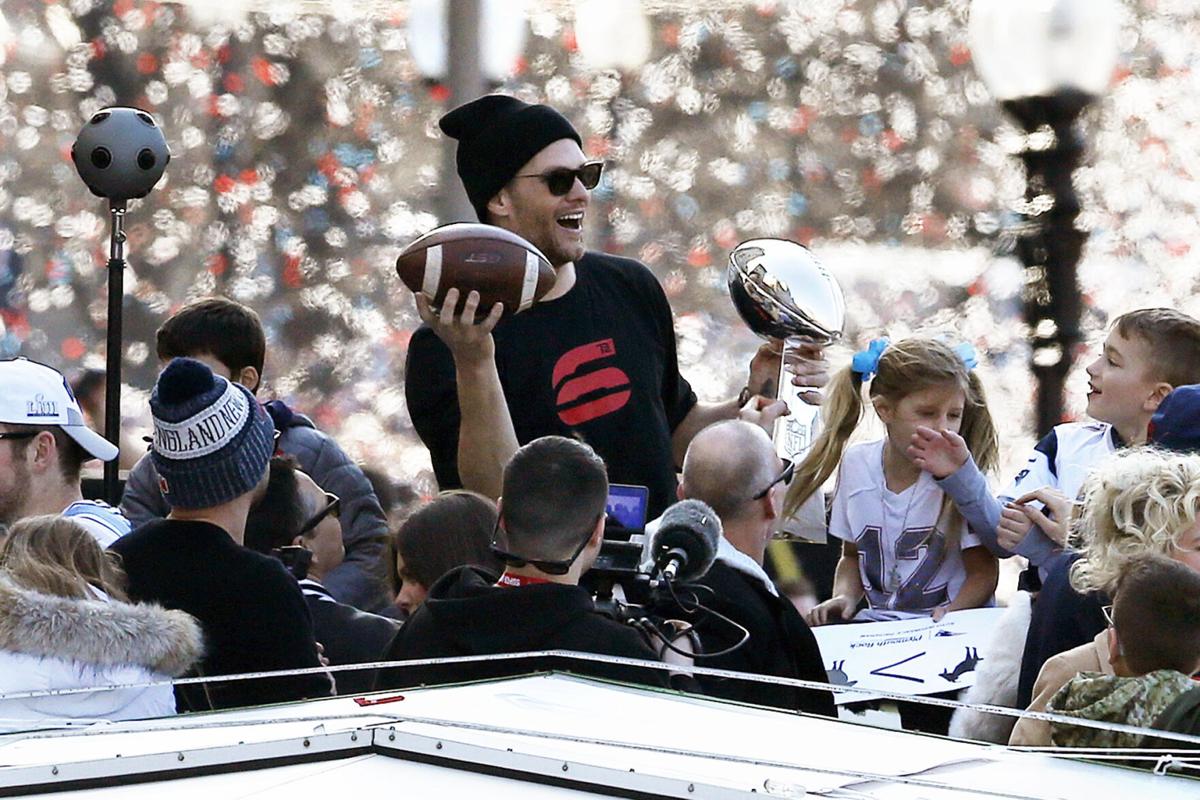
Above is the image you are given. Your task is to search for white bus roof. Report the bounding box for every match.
[0,672,1195,798]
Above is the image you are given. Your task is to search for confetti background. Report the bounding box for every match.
[0,0,1197,495]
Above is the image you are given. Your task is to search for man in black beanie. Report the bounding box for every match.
[405,95,789,514]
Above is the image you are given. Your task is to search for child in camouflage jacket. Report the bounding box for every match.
[1047,555,1200,749]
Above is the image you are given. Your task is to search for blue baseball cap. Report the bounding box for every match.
[1148,384,1200,454]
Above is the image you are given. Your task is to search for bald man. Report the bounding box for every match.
[680,420,834,717]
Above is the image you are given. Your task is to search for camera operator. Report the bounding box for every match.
[376,436,667,691]
[678,420,835,716]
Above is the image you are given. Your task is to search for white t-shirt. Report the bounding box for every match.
[830,439,984,618]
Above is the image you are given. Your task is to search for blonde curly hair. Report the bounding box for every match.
[1070,448,1200,595]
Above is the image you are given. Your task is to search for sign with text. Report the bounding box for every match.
[811,608,1005,704]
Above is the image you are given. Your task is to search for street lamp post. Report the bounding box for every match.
[968,0,1121,436]
[407,0,529,223]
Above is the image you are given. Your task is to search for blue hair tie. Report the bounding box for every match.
[954,342,978,370]
[851,338,889,381]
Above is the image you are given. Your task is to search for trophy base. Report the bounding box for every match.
[773,353,827,544]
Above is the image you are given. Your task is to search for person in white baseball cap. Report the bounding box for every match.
[0,358,130,547]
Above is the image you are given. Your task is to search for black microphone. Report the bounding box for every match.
[649,499,721,583]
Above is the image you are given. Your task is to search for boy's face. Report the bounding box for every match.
[1084,330,1168,436]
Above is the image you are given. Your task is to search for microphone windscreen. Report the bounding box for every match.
[652,499,721,583]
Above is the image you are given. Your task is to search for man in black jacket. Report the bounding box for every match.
[244,456,400,696]
[111,358,333,710]
[679,420,835,716]
[377,436,666,691]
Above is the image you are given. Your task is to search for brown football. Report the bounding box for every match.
[396,223,556,319]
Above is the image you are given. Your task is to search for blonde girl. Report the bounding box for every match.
[0,516,201,729]
[0,514,129,601]
[784,337,1001,624]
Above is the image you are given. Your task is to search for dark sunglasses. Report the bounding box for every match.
[752,458,795,500]
[515,160,604,196]
[0,432,39,442]
[488,515,598,576]
[298,491,340,537]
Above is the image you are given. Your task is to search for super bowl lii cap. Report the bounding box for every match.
[0,357,119,462]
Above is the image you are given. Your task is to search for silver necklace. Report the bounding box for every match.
[880,444,920,598]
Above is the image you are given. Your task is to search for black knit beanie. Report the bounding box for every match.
[439,94,581,222]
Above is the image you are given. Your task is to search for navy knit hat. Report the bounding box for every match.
[150,358,275,509]
[440,94,581,222]
[1148,384,1200,454]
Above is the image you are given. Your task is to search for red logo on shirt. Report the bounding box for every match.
[552,339,631,425]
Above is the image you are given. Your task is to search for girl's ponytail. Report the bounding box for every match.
[960,370,999,476]
[783,364,866,519]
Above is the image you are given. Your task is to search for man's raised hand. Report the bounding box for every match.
[749,338,830,406]
[415,288,504,366]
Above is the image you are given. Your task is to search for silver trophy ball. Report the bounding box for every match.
[71,107,170,201]
[727,238,845,345]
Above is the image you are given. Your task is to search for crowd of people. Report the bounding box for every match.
[0,94,1196,761]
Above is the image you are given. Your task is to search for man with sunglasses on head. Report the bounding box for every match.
[244,457,400,696]
[676,420,834,716]
[405,95,789,518]
[376,436,668,692]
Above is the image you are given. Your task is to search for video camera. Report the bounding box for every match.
[583,488,736,651]
[584,484,655,617]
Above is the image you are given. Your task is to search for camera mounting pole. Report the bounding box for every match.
[71,106,169,507]
[103,199,127,506]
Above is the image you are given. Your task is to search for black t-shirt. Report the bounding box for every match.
[110,519,333,710]
[405,251,697,517]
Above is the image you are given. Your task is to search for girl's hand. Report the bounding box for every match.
[737,393,790,434]
[997,503,1036,552]
[931,604,951,622]
[806,594,857,626]
[1011,487,1075,547]
[907,426,969,479]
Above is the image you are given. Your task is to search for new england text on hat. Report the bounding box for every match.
[152,378,253,460]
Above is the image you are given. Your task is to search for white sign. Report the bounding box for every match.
[811,608,1006,704]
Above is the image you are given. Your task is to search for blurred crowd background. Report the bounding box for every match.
[0,0,1197,494]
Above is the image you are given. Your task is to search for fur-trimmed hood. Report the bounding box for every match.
[0,575,202,676]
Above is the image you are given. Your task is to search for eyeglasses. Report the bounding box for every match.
[1101,604,1114,627]
[488,515,599,576]
[752,459,795,500]
[297,492,340,537]
[514,160,604,196]
[0,432,39,442]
